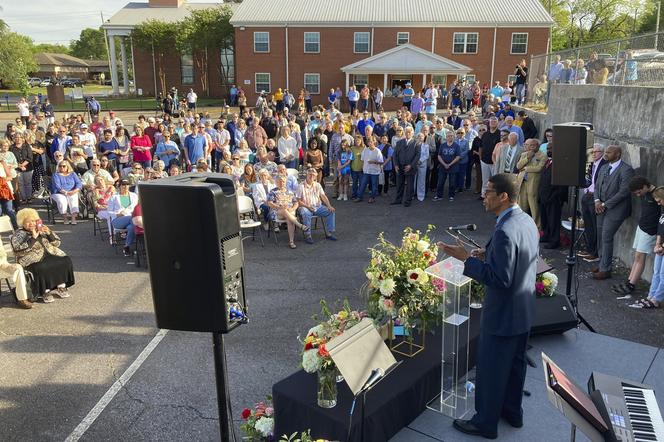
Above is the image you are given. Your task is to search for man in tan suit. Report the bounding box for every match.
[0,237,32,309]
[516,139,547,227]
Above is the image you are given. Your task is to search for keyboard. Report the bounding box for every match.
[588,372,664,442]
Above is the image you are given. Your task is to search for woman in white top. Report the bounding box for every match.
[108,179,139,256]
[252,169,276,227]
[277,126,298,169]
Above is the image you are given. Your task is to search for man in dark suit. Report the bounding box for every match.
[391,126,420,207]
[593,145,635,279]
[579,144,608,262]
[440,173,539,440]
[447,109,462,130]
[538,142,568,249]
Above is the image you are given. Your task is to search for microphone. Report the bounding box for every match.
[360,368,384,391]
[447,224,477,231]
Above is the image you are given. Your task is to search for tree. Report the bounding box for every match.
[131,20,177,95]
[71,28,107,60]
[0,27,37,95]
[33,43,70,55]
[637,0,663,34]
[177,5,234,97]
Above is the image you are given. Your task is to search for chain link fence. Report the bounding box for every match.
[527,32,664,105]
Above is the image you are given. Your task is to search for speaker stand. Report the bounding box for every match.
[564,186,596,333]
[213,332,234,442]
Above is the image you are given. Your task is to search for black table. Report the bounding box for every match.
[273,332,442,442]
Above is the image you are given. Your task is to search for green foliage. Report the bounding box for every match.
[0,28,37,94]
[70,28,107,60]
[638,0,664,33]
[131,20,177,94]
[33,43,70,55]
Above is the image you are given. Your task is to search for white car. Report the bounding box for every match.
[39,79,52,87]
[28,77,42,87]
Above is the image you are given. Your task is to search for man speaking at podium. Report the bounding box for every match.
[440,173,539,439]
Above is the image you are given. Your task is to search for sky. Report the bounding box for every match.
[1,0,216,44]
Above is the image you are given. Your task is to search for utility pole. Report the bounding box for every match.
[656,1,661,49]
[101,11,112,87]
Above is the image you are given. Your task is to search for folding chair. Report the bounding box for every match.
[0,216,15,262]
[135,233,148,268]
[238,195,264,247]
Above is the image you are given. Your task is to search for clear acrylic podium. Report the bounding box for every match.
[425,256,474,419]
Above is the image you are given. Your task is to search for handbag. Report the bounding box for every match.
[378,171,385,185]
[0,177,14,201]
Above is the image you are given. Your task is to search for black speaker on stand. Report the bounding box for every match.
[552,123,596,333]
[140,173,248,442]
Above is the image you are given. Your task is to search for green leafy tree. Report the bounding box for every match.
[638,0,664,34]
[131,20,178,95]
[71,28,107,60]
[33,43,70,55]
[177,5,234,96]
[0,27,37,95]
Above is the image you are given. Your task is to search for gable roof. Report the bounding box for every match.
[35,53,90,68]
[230,0,554,27]
[103,1,237,30]
[341,44,472,74]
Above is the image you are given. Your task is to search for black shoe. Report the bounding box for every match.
[123,246,132,257]
[503,417,523,428]
[452,419,497,439]
[403,202,411,207]
[390,201,401,205]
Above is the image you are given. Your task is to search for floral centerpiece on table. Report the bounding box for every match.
[536,272,558,297]
[364,226,444,331]
[280,430,328,442]
[240,396,274,441]
[300,300,367,407]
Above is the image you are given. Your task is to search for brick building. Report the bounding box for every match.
[102,0,236,98]
[230,0,553,109]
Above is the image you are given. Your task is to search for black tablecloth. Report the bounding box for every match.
[273,332,442,442]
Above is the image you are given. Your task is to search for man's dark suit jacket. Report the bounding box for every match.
[393,138,421,176]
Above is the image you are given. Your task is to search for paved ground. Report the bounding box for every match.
[1,109,662,441]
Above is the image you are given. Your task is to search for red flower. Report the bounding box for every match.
[410,272,419,280]
[304,342,313,351]
[241,408,251,420]
[318,343,330,358]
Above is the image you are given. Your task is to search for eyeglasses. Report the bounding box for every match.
[133,167,143,170]
[58,165,67,168]
[546,134,553,137]
[478,129,487,132]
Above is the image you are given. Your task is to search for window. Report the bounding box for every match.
[511,33,528,54]
[254,32,269,53]
[304,73,320,94]
[396,32,409,45]
[220,45,235,84]
[459,74,476,83]
[352,74,368,87]
[180,54,194,85]
[453,32,478,54]
[507,75,518,84]
[354,32,370,53]
[431,75,446,85]
[255,73,271,93]
[304,32,320,53]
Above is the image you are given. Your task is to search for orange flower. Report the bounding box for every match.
[317,343,330,358]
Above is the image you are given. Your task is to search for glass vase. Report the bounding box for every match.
[317,367,338,408]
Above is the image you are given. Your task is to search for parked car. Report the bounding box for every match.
[39,79,52,87]
[28,77,42,87]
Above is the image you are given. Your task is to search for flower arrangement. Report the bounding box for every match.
[536,272,558,297]
[240,396,275,441]
[280,430,328,442]
[300,300,367,374]
[364,226,444,330]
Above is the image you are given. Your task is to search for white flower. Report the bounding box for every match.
[365,271,375,281]
[407,268,429,285]
[254,416,274,437]
[379,278,395,296]
[416,240,430,252]
[307,324,324,337]
[302,349,322,373]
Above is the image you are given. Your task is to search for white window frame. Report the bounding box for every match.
[304,73,320,95]
[255,72,271,93]
[511,33,528,54]
[253,32,270,53]
[354,32,370,54]
[304,32,320,53]
[353,74,368,86]
[396,32,409,46]
[459,74,476,83]
[180,53,194,85]
[452,32,478,54]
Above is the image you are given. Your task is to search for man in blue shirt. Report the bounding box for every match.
[402,83,414,110]
[434,131,462,201]
[490,81,503,100]
[504,116,524,146]
[347,86,359,114]
[357,112,375,137]
[184,124,209,168]
[98,129,120,164]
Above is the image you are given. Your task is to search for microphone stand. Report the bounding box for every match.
[452,229,482,249]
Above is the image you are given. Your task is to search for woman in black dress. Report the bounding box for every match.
[10,208,75,304]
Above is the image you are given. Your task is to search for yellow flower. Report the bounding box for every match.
[543,279,551,286]
[337,310,348,320]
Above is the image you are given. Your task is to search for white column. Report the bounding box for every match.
[345,72,349,95]
[108,35,119,96]
[422,74,427,88]
[383,73,388,93]
[120,37,130,95]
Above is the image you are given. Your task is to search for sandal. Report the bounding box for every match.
[298,223,310,232]
[628,298,659,309]
[612,282,634,295]
[289,242,297,249]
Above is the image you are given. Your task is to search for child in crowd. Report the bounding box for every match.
[337,140,353,201]
[350,135,364,200]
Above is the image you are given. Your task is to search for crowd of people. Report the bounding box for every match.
[2,74,662,311]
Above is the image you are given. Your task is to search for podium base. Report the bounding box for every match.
[426,384,474,419]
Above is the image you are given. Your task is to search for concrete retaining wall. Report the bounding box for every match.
[517,84,664,281]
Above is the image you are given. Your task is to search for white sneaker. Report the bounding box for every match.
[262,223,269,231]
[337,195,343,201]
[343,194,348,201]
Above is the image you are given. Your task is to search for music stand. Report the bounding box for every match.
[541,352,610,442]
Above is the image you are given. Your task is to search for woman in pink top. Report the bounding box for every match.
[130,125,153,168]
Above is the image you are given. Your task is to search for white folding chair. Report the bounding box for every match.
[286,168,299,179]
[238,195,264,247]
[0,216,15,262]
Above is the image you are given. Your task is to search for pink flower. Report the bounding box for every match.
[384,299,394,309]
[535,282,545,293]
[432,278,446,292]
[443,262,453,270]
[429,259,437,266]
[265,407,274,416]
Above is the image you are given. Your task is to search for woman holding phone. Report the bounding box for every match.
[10,208,75,304]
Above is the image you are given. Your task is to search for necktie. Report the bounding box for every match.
[504,147,513,173]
